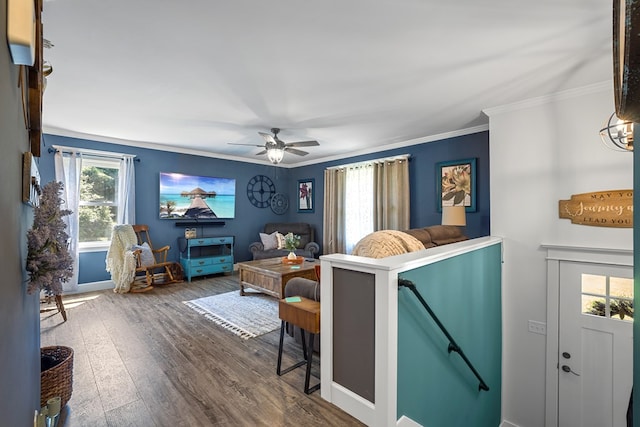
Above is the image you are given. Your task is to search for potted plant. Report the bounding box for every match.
[284,232,301,260]
[26,181,74,295]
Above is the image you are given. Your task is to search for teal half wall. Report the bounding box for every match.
[397,243,502,426]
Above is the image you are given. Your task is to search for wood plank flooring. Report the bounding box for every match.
[40,274,364,427]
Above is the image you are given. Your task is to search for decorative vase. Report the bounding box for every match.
[287,251,297,260]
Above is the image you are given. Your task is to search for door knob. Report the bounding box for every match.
[561,365,580,376]
[562,352,571,359]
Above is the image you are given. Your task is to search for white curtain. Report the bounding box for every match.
[54,151,82,293]
[117,156,136,224]
[344,164,374,254]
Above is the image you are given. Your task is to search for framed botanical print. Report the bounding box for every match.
[436,158,476,212]
[297,179,314,213]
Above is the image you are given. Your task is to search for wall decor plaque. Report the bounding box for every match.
[558,190,633,228]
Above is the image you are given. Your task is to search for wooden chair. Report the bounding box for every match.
[131,225,182,291]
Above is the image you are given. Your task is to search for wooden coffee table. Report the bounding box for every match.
[237,257,318,299]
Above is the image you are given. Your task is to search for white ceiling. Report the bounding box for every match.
[41,0,613,166]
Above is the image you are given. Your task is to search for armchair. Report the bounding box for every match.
[249,222,320,260]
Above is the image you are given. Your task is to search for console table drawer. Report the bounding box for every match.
[186,256,231,268]
[188,237,233,247]
[190,263,232,277]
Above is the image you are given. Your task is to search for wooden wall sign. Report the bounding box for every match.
[559,190,633,228]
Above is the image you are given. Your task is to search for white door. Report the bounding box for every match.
[558,261,633,427]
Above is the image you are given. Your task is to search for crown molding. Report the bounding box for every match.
[483,81,612,117]
[42,126,275,166]
[289,124,490,168]
[43,123,490,169]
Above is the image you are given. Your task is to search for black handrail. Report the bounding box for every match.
[398,278,489,392]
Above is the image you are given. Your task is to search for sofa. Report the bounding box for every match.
[401,224,468,248]
[351,225,468,258]
[249,222,320,260]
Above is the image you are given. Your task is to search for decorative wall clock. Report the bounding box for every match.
[246,174,275,208]
[270,193,289,215]
[613,0,640,122]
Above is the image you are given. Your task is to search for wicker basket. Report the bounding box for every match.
[40,346,74,407]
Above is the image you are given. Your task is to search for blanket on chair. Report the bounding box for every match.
[106,225,138,293]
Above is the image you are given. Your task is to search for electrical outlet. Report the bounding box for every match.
[528,320,546,335]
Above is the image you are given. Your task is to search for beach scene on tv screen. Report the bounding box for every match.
[159,172,236,219]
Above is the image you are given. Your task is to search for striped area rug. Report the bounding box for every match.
[184,291,280,339]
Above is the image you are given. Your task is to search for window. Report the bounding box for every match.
[582,273,634,321]
[323,155,410,255]
[78,157,120,246]
[344,164,374,253]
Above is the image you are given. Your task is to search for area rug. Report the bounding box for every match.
[184,291,279,339]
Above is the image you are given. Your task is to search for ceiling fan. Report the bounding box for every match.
[229,128,319,163]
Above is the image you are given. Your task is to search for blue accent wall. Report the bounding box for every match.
[39,131,489,284]
[288,131,491,248]
[397,242,502,426]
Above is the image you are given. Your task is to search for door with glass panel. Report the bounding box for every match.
[558,261,633,427]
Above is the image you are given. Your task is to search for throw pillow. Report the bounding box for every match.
[134,242,155,267]
[276,232,287,249]
[259,231,278,250]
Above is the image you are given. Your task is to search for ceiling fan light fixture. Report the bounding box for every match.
[599,112,634,151]
[267,147,285,164]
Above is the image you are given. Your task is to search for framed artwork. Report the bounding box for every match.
[436,158,476,212]
[297,179,314,213]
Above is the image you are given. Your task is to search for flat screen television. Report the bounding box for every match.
[159,172,236,220]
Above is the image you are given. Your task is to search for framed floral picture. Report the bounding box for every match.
[298,179,314,213]
[436,158,476,212]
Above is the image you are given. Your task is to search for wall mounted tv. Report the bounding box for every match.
[159,172,236,220]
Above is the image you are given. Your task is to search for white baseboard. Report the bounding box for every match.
[397,415,423,426]
[68,280,114,294]
[395,415,510,427]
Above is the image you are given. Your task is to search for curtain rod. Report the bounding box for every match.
[48,145,139,162]
[326,154,410,170]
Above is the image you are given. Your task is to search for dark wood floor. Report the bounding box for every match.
[40,273,363,427]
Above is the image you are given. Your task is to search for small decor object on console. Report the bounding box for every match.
[185,228,197,239]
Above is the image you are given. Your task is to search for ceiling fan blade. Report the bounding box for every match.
[256,149,267,155]
[286,140,319,147]
[228,142,265,147]
[258,132,276,144]
[285,147,309,156]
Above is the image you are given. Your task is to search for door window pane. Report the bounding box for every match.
[583,295,606,317]
[581,274,606,294]
[610,298,634,320]
[610,277,633,298]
